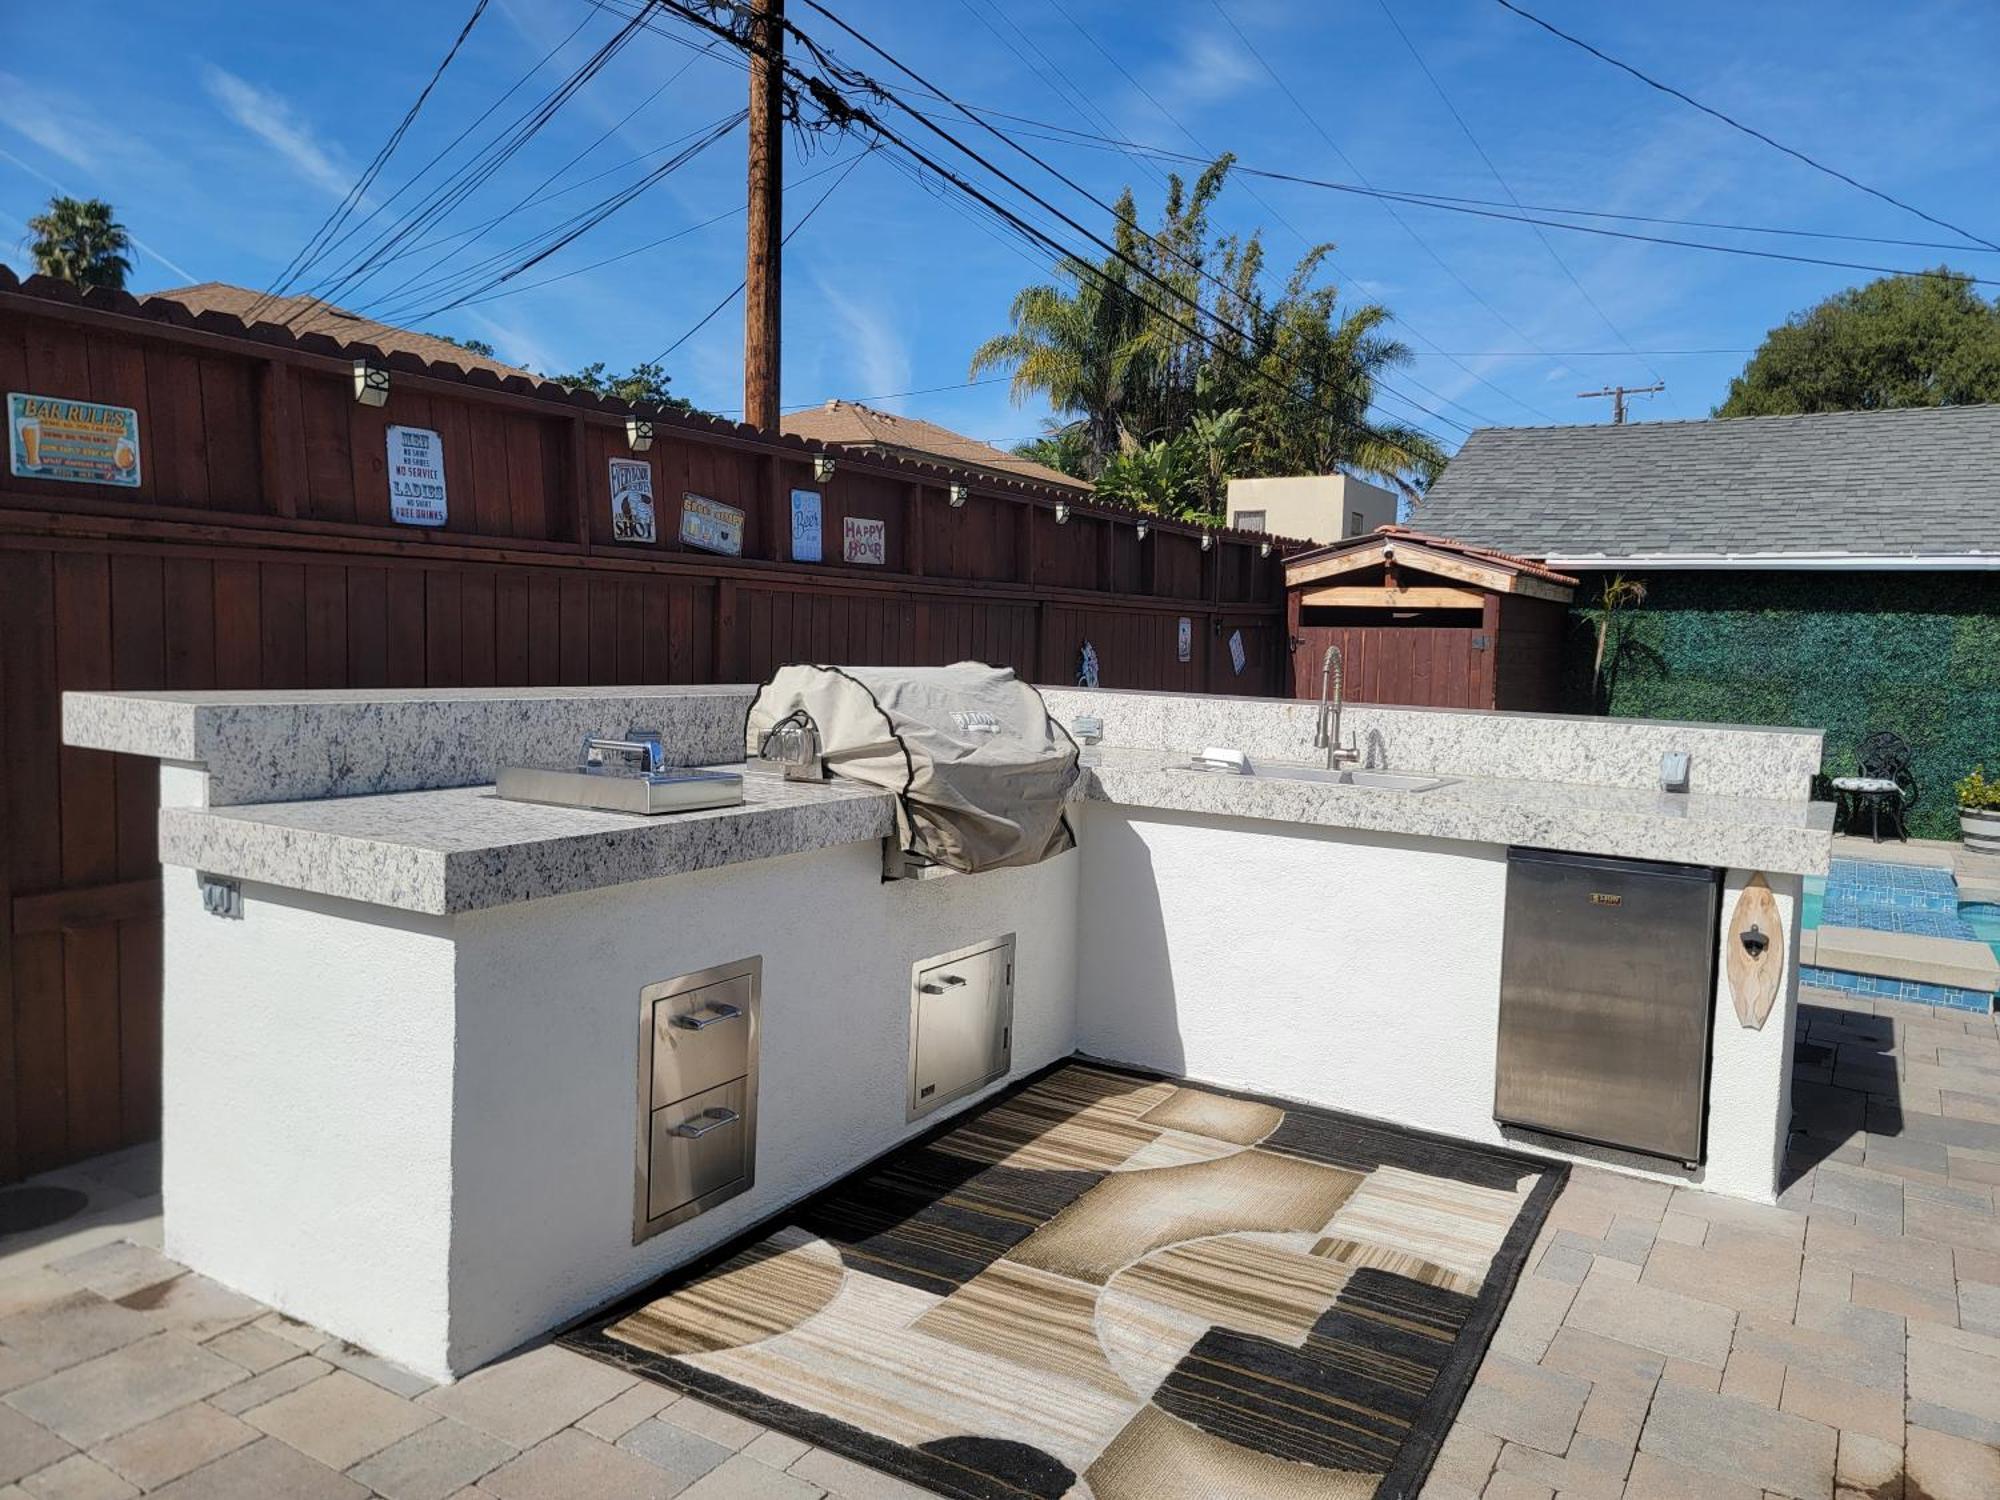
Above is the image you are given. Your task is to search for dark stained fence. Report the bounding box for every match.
[0,278,1289,1180]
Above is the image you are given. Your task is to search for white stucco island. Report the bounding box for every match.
[64,682,1832,1381]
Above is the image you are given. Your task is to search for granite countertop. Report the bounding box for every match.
[158,765,897,916]
[1082,748,1834,878]
[155,743,1832,918]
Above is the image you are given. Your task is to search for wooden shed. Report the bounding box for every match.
[1284,525,1578,710]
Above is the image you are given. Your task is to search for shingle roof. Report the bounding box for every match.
[781,400,1091,494]
[149,283,537,382]
[1416,405,2000,562]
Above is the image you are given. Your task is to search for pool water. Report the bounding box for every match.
[1802,875,1825,932]
[1966,902,2000,963]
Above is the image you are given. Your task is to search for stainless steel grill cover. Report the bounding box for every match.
[745,663,1079,873]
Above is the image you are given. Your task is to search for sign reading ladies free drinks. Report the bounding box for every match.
[9,392,141,487]
[386,424,449,527]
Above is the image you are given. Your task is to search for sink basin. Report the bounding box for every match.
[1180,760,1451,793]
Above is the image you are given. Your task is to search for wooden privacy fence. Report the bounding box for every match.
[0,271,1293,1181]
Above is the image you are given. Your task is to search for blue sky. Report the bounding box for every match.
[5,1,1998,457]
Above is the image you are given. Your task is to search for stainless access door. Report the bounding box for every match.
[908,936,1014,1120]
[1494,848,1722,1166]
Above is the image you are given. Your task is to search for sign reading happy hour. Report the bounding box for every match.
[680,491,744,556]
[608,457,656,543]
[386,424,448,526]
[842,515,887,565]
[9,392,141,487]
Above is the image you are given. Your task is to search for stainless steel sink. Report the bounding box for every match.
[1180,759,1451,793]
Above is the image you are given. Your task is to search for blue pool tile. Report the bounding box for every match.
[1800,964,1995,1015]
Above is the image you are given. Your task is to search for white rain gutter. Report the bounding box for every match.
[1543,551,2000,572]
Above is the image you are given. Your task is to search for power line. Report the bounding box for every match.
[649,142,875,364]
[782,0,1471,440]
[1029,0,1517,434]
[1207,0,1567,418]
[255,0,493,320]
[1375,0,1661,385]
[660,0,1459,460]
[1492,0,2000,254]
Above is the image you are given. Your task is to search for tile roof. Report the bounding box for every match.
[1415,405,2000,562]
[781,400,1092,494]
[147,282,538,381]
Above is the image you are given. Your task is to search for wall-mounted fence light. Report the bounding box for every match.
[1200,532,1213,552]
[625,417,654,453]
[947,481,969,508]
[1135,520,1148,541]
[1054,501,1071,524]
[353,359,390,407]
[1260,541,1273,559]
[813,453,838,483]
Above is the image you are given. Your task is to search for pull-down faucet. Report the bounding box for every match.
[1313,645,1360,770]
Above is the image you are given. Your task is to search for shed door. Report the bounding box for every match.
[1289,624,1494,709]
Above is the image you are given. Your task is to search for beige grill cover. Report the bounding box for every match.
[744,663,1079,873]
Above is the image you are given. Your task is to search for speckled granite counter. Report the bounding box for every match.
[157,765,896,915]
[1082,747,1833,877]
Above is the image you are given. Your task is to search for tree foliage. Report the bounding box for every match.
[1715,269,2000,417]
[970,157,1444,516]
[431,333,497,357]
[544,359,692,412]
[26,196,132,291]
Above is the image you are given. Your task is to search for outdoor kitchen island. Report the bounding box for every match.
[63,682,1832,1382]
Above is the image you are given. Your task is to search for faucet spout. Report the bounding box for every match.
[1312,645,1359,770]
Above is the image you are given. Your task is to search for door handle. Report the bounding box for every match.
[669,1002,743,1031]
[670,1107,740,1139]
[919,974,968,994]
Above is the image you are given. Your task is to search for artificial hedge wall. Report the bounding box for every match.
[1559,571,2000,840]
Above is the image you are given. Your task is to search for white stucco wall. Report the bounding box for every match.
[445,840,1079,1373]
[161,840,1079,1379]
[1075,804,1800,1203]
[160,872,461,1372]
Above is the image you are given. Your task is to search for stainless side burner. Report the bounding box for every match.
[634,957,760,1242]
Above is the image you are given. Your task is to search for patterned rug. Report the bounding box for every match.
[564,1061,1564,1500]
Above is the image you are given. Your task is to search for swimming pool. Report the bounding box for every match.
[1797,858,1998,1012]
[1966,901,2000,962]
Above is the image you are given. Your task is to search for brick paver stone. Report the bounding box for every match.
[573,1381,677,1442]
[47,1244,184,1302]
[480,1428,684,1500]
[0,1402,74,1485]
[1775,1365,1904,1445]
[1453,1352,1588,1455]
[617,1414,734,1481]
[1564,1273,1735,1368]
[89,1400,256,1489]
[1907,1321,2000,1430]
[344,1414,517,1500]
[1621,1450,1762,1500]
[4,1333,241,1447]
[785,1448,945,1500]
[0,1295,159,1376]
[206,1354,329,1415]
[241,1369,439,1470]
[417,1344,635,1450]
[200,1324,305,1375]
[1637,1383,1836,1500]
[16,1451,136,1499]
[1906,1424,2000,1500]
[678,1451,827,1499]
[146,1435,369,1500]
[741,1430,811,1470]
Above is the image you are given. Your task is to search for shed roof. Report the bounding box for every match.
[1285,524,1579,590]
[1415,405,2000,566]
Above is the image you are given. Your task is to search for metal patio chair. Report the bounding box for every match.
[1831,731,1918,843]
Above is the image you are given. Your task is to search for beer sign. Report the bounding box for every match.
[9,392,141,488]
[680,491,744,556]
[386,424,448,527]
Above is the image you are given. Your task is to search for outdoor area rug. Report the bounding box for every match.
[563,1060,1566,1500]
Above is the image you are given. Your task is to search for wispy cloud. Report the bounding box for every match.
[0,72,132,173]
[465,308,562,375]
[813,275,910,403]
[1146,27,1261,110]
[1,145,200,284]
[201,65,354,200]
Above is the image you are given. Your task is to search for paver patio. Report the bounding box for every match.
[1,985,1996,1498]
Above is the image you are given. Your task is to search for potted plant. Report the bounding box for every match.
[1958,766,2000,855]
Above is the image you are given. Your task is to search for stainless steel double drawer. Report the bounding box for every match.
[634,958,759,1243]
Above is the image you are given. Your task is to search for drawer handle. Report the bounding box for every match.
[919,975,969,994]
[670,1003,743,1031]
[671,1107,740,1139]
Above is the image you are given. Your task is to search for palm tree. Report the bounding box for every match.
[1588,574,1648,709]
[1184,407,1246,523]
[25,196,133,291]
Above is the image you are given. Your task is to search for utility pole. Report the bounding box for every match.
[744,0,784,432]
[1577,382,1664,424]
